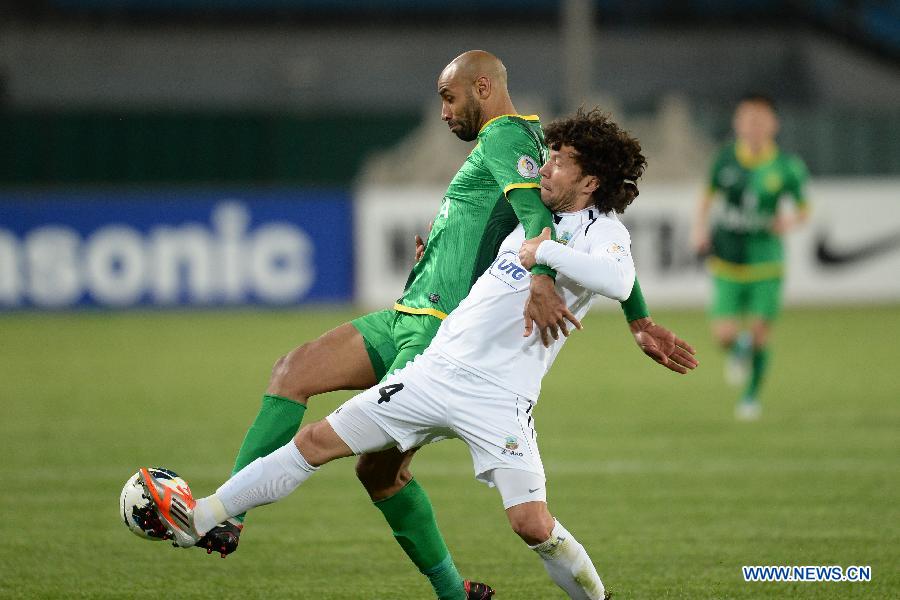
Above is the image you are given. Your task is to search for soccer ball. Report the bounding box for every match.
[120,467,191,541]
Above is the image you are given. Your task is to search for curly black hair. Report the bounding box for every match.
[543,108,647,214]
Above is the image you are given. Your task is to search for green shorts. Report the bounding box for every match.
[711,276,783,321]
[351,309,443,382]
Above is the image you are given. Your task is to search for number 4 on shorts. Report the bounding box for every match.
[377,383,404,404]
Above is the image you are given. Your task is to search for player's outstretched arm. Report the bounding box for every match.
[619,278,650,323]
[617,279,698,374]
[628,318,699,374]
[521,228,697,373]
[617,272,698,374]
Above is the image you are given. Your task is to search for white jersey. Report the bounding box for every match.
[429,207,635,401]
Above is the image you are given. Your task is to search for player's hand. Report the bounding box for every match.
[414,221,434,263]
[690,227,711,256]
[414,234,426,262]
[771,213,801,235]
[628,317,699,374]
[524,274,582,347]
[519,227,552,270]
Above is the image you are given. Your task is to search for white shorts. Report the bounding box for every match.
[326,352,546,488]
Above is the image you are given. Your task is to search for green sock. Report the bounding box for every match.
[744,347,769,401]
[374,479,465,600]
[230,394,307,522]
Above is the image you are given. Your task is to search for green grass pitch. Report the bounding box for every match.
[1,306,898,599]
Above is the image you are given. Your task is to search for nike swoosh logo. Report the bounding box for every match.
[528,487,542,493]
[815,230,900,267]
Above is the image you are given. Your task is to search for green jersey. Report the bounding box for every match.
[708,141,808,281]
[395,114,551,319]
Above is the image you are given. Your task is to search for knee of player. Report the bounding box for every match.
[509,510,555,546]
[354,455,377,484]
[294,423,314,450]
[356,455,405,483]
[714,330,738,349]
[294,422,329,466]
[269,346,294,376]
[355,457,411,500]
[269,354,288,380]
[268,344,312,397]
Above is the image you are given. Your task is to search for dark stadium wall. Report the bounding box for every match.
[0,112,420,185]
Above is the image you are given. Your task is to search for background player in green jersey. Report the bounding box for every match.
[691,94,809,420]
[199,51,693,599]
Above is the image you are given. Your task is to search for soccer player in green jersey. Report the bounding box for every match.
[197,51,691,598]
[691,94,809,420]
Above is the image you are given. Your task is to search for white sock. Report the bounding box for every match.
[192,495,229,536]
[193,441,318,535]
[530,520,605,600]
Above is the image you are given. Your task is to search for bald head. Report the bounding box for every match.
[444,50,508,88]
[437,50,516,141]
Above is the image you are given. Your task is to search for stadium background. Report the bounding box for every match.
[1,1,898,598]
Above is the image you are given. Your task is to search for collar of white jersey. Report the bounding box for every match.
[552,207,616,225]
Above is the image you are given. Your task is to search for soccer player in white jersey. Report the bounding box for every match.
[139,109,697,599]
